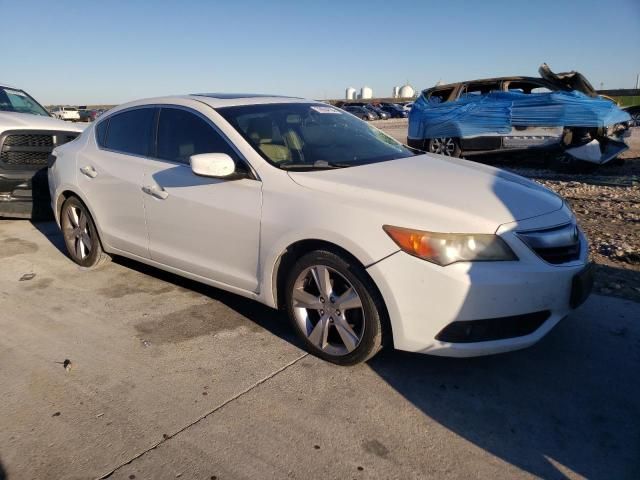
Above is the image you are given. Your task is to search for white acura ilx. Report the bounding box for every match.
[48,94,593,365]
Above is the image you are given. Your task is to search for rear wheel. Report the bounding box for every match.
[285,250,385,365]
[60,196,110,268]
[428,137,461,157]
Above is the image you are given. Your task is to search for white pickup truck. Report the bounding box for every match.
[0,84,82,218]
[51,106,81,122]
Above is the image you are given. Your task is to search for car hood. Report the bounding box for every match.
[0,111,83,132]
[288,154,564,233]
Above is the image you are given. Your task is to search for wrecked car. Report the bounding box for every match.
[407,65,632,166]
[0,84,82,219]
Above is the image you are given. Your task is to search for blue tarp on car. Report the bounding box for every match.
[408,90,631,140]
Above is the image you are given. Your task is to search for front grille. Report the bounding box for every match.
[0,150,50,166]
[435,311,551,343]
[517,222,581,265]
[3,134,53,148]
[0,131,77,169]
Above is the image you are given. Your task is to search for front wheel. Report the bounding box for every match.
[60,196,110,268]
[285,250,385,365]
[428,137,461,157]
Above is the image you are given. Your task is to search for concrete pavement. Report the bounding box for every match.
[1,220,638,479]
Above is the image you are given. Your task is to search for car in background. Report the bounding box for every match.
[0,83,81,218]
[624,105,640,126]
[51,106,81,122]
[379,103,408,118]
[341,102,389,120]
[78,109,105,122]
[365,105,390,120]
[342,105,378,121]
[49,93,592,365]
[408,64,631,166]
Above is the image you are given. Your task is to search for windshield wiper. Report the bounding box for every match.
[279,160,351,170]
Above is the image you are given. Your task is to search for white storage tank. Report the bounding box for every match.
[392,86,400,98]
[361,86,373,99]
[345,87,357,100]
[399,84,415,98]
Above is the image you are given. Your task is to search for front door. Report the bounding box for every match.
[142,107,261,292]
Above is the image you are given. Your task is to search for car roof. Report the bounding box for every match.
[424,76,549,93]
[189,93,308,108]
[0,82,20,90]
[98,94,321,118]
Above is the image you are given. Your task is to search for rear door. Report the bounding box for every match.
[141,106,262,292]
[76,107,155,258]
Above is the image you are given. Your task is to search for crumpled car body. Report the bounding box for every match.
[407,65,632,164]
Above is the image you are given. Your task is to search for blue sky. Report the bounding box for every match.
[2,0,639,104]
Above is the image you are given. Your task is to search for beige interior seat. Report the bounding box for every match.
[247,117,291,163]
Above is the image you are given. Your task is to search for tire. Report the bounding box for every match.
[60,196,111,268]
[285,250,385,365]
[428,137,462,157]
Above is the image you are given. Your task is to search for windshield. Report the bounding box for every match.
[217,103,414,170]
[0,87,50,116]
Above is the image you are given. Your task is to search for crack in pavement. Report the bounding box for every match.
[96,352,309,479]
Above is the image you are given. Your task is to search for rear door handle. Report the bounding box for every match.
[80,166,98,178]
[142,185,169,200]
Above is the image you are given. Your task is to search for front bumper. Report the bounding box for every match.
[367,211,590,357]
[0,169,51,219]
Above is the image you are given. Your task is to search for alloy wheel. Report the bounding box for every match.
[291,265,365,356]
[429,137,457,156]
[62,204,93,261]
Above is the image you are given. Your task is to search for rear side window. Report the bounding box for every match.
[156,108,238,164]
[105,108,156,156]
[95,119,108,147]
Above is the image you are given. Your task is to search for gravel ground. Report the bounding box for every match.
[508,161,640,302]
[377,122,640,303]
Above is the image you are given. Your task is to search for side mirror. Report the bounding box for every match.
[190,153,236,178]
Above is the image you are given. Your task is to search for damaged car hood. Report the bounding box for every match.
[538,63,597,97]
[288,155,563,234]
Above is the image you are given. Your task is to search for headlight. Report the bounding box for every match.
[383,225,517,266]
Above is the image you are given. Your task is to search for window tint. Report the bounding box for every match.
[105,108,155,156]
[157,108,238,164]
[96,119,108,147]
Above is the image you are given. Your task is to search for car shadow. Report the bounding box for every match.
[112,255,302,349]
[29,215,639,479]
[366,294,640,479]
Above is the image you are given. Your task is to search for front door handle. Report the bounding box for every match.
[142,185,169,200]
[80,166,98,178]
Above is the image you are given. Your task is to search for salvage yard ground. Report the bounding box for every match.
[0,127,639,479]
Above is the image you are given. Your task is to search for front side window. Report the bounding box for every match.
[104,108,155,156]
[156,108,239,164]
[427,87,454,104]
[0,87,50,117]
[218,103,414,170]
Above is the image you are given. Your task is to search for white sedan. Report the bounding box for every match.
[48,94,593,365]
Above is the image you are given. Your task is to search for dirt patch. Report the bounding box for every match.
[98,282,175,299]
[23,278,54,291]
[0,237,38,258]
[362,439,390,458]
[134,303,260,344]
